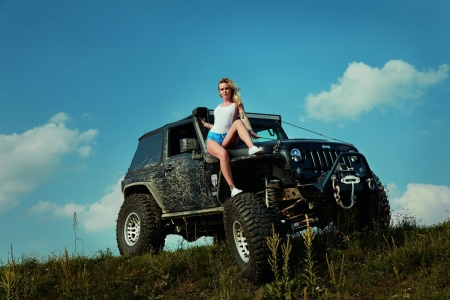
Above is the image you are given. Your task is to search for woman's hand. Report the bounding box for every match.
[249,129,259,139]
[199,117,211,129]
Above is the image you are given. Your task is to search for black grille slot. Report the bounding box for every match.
[307,149,352,173]
[307,150,317,170]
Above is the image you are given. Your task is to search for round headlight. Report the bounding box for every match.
[290,148,302,162]
[349,150,359,163]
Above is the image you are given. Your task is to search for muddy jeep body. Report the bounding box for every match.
[116,107,390,281]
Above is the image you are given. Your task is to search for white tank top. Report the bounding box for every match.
[210,103,235,134]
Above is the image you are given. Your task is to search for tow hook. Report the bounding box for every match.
[332,174,358,209]
[367,178,374,190]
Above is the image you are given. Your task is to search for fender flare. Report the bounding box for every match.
[122,182,167,213]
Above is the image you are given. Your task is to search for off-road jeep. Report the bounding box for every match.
[116,107,390,281]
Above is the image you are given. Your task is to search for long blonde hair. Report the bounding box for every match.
[218,78,242,107]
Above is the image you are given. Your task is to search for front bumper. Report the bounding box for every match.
[296,152,378,199]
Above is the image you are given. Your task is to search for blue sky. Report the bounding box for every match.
[1,0,449,261]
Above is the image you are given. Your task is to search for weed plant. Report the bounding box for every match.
[1,217,450,299]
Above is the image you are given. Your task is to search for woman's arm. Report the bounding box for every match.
[237,105,259,138]
[199,117,213,129]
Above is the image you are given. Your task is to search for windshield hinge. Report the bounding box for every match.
[273,140,281,153]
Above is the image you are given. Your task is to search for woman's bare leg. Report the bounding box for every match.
[222,119,254,149]
[206,139,237,190]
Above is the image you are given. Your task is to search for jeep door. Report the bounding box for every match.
[162,122,220,213]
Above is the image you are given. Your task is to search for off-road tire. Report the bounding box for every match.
[223,192,278,282]
[116,193,165,255]
[357,180,391,231]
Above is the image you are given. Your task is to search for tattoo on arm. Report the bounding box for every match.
[201,119,212,129]
[238,107,253,131]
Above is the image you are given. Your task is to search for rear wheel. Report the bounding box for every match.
[116,193,165,255]
[223,192,279,282]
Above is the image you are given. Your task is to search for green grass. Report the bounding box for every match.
[1,217,450,299]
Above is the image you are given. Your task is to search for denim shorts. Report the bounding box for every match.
[206,131,227,146]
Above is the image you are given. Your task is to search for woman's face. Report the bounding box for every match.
[218,83,232,100]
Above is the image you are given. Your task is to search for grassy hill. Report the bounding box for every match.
[1,217,449,299]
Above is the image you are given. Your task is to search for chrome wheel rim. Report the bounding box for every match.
[232,220,249,263]
[124,212,140,246]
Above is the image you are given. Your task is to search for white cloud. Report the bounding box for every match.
[29,200,88,218]
[304,60,449,121]
[432,119,442,126]
[0,113,98,213]
[28,178,124,233]
[81,178,124,232]
[390,183,450,226]
[49,112,70,124]
[386,182,400,199]
[81,113,92,119]
[76,145,92,157]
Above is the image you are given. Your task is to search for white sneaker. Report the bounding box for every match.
[249,146,263,155]
[231,188,243,197]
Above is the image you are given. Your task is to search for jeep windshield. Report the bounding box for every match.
[203,109,288,142]
[247,113,288,141]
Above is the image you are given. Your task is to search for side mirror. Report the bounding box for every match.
[180,138,198,153]
[180,138,203,160]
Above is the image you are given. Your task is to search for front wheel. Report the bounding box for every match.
[357,184,391,230]
[223,193,279,282]
[116,193,165,255]
[356,177,391,231]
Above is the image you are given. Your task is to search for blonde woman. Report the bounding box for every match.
[200,78,263,197]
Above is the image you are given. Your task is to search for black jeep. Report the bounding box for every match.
[116,107,390,281]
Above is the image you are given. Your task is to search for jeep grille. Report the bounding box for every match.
[307,149,352,173]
